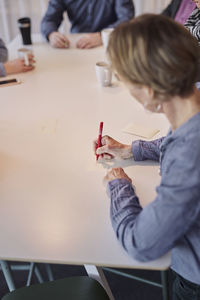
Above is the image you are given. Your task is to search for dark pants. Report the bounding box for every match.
[172,271,200,300]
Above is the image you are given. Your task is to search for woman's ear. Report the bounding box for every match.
[144,86,154,99]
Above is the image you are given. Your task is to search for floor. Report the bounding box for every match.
[0,263,173,299]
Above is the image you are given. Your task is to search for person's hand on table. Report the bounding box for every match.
[76,33,102,49]
[104,167,132,183]
[94,135,133,160]
[48,32,70,48]
[4,56,35,75]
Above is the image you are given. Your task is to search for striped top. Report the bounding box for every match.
[185,7,200,44]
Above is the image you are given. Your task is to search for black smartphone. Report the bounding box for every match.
[0,78,21,87]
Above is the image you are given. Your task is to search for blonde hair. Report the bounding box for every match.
[107,14,200,98]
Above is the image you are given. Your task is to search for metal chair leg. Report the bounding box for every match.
[26,262,35,286]
[0,260,16,291]
[44,264,54,281]
[34,264,44,283]
[1,261,45,290]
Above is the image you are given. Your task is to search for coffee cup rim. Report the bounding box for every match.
[18,48,30,52]
[96,61,110,68]
[101,28,114,33]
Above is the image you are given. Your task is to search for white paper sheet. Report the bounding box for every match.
[123,123,160,139]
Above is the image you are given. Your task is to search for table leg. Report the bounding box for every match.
[0,260,16,291]
[161,270,169,300]
[84,264,115,300]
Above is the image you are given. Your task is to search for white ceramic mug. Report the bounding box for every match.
[18,48,33,66]
[95,62,112,87]
[101,28,114,50]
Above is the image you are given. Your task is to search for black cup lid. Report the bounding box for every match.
[18,17,31,24]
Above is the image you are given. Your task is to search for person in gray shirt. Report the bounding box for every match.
[41,0,135,49]
[0,38,8,63]
[0,38,35,77]
[94,15,200,300]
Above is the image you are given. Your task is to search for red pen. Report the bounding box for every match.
[96,122,104,161]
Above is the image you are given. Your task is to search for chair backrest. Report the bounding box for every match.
[2,276,110,300]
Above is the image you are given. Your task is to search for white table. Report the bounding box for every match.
[0,34,171,299]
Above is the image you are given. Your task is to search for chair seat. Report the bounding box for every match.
[2,276,110,300]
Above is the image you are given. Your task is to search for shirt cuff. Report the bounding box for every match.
[131,140,143,161]
[0,63,6,77]
[44,28,58,41]
[107,178,133,195]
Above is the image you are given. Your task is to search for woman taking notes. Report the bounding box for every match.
[94,15,200,299]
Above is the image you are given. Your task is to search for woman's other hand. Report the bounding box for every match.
[104,167,132,183]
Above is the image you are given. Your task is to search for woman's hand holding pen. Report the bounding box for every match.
[94,135,133,160]
[93,134,133,183]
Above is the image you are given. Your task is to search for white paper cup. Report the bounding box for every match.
[101,28,114,50]
[95,62,112,87]
[18,48,33,66]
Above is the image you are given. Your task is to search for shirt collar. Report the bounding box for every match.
[161,112,200,149]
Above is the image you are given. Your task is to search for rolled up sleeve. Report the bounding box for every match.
[41,0,66,40]
[132,137,165,162]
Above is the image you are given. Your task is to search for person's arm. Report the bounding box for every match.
[95,136,165,162]
[107,0,135,28]
[0,56,35,77]
[107,141,200,262]
[184,8,200,44]
[40,0,66,41]
[76,0,135,49]
[0,38,8,63]
[132,137,165,162]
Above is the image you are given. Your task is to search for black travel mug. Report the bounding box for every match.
[18,17,32,45]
